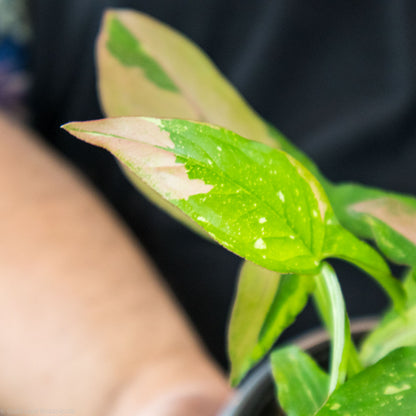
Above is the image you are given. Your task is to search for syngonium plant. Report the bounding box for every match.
[63,9,416,415]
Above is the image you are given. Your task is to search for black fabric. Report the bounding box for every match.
[28,0,416,368]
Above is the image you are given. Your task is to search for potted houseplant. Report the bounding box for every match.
[63,9,416,415]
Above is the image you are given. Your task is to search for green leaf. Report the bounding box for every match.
[227,262,280,385]
[360,303,416,366]
[63,117,335,274]
[97,9,325,241]
[316,347,416,416]
[63,117,406,310]
[360,268,416,366]
[404,267,416,301]
[97,9,416,281]
[228,262,314,386]
[266,124,329,189]
[329,183,416,267]
[313,263,347,392]
[270,346,329,416]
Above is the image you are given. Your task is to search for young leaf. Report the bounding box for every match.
[228,262,314,386]
[313,263,347,392]
[360,269,416,366]
[270,346,329,416]
[329,183,416,267]
[63,117,334,274]
[316,347,416,416]
[228,262,280,385]
[360,303,416,366]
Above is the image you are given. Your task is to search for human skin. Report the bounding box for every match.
[0,112,232,416]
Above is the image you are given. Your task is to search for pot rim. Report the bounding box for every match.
[219,316,378,416]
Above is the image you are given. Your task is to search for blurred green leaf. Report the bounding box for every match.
[360,268,416,366]
[228,262,314,386]
[271,346,329,416]
[316,347,416,416]
[329,183,416,267]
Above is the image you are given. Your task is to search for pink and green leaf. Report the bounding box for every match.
[64,117,334,273]
[329,183,416,267]
[63,117,403,308]
[97,9,323,180]
[98,9,275,147]
[97,9,416,272]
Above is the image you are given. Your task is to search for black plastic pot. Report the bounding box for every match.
[220,317,377,416]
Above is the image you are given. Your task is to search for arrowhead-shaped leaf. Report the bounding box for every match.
[63,117,335,274]
[97,9,416,276]
[63,117,404,308]
[316,347,416,416]
[96,9,325,237]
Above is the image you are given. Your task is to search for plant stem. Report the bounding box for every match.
[346,336,363,377]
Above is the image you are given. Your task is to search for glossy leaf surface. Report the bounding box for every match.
[64,117,335,273]
[63,117,406,311]
[271,346,329,416]
[316,347,416,416]
[97,9,416,275]
[63,117,405,306]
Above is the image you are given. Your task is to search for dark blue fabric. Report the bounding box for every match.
[0,35,30,113]
[0,0,31,115]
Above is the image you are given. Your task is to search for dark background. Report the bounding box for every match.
[28,0,416,368]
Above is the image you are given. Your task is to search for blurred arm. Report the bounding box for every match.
[0,112,231,416]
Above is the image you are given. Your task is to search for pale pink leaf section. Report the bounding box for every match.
[63,117,213,200]
[353,197,416,245]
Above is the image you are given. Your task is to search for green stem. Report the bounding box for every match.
[346,336,363,377]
